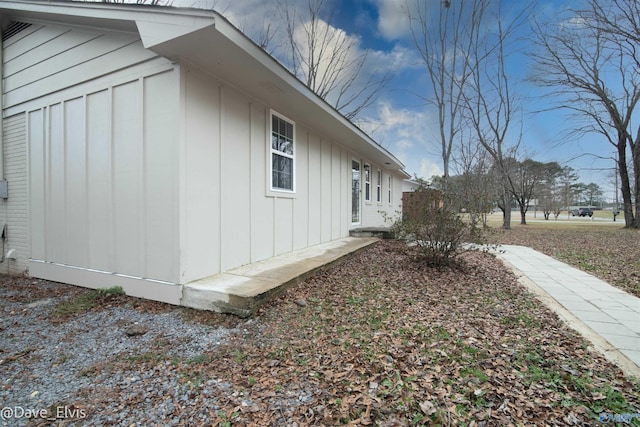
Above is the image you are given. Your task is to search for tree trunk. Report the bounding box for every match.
[502,185,511,230]
[519,204,527,225]
[617,142,637,228]
[632,140,640,228]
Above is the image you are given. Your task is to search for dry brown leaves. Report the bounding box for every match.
[175,240,640,426]
[3,239,639,426]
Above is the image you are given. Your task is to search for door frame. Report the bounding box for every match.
[351,159,362,225]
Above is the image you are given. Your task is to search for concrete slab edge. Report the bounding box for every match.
[498,257,640,380]
[182,238,380,318]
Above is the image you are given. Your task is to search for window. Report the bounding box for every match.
[364,164,371,201]
[376,169,382,203]
[271,112,295,192]
[388,175,393,204]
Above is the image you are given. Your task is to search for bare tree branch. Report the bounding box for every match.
[276,0,392,121]
[530,0,640,227]
[462,3,529,229]
[405,0,489,189]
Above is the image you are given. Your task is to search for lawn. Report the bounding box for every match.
[492,216,640,297]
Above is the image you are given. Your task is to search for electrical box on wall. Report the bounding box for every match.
[0,181,7,199]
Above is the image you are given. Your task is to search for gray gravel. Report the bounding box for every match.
[0,288,238,426]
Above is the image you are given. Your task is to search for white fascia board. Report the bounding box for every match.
[0,1,215,41]
[135,17,214,49]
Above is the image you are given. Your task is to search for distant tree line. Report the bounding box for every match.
[428,160,608,226]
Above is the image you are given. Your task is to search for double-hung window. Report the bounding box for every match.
[364,164,371,202]
[270,112,295,192]
[376,169,382,203]
[388,175,393,205]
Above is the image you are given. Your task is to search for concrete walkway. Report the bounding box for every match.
[182,237,378,317]
[498,245,640,378]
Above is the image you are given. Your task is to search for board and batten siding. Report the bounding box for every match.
[2,21,182,302]
[360,168,403,228]
[0,113,28,275]
[28,68,180,286]
[181,66,351,283]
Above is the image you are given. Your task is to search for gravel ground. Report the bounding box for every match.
[0,278,240,426]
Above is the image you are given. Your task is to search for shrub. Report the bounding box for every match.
[393,186,472,266]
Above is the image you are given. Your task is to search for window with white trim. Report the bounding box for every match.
[376,169,382,203]
[364,164,371,201]
[270,112,295,192]
[388,175,393,204]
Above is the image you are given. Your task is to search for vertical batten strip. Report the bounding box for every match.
[139,77,147,278]
[218,84,224,271]
[107,87,115,272]
[83,94,90,268]
[44,106,50,262]
[248,101,253,262]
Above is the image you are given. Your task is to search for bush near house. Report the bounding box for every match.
[395,186,472,266]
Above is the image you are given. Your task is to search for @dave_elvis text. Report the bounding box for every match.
[0,405,87,421]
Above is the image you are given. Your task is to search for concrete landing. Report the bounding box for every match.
[182,237,378,317]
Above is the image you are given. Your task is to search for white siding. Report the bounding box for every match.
[221,88,252,270]
[250,103,274,262]
[0,113,29,275]
[183,67,221,282]
[181,66,356,280]
[3,22,180,287]
[292,129,308,251]
[320,140,332,242]
[3,23,157,108]
[357,166,404,228]
[307,134,322,246]
[86,89,113,272]
[28,68,179,284]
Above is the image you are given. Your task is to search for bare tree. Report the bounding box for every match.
[275,0,392,121]
[531,0,640,228]
[462,5,527,230]
[509,160,562,224]
[405,0,488,191]
[538,164,571,220]
[452,132,495,229]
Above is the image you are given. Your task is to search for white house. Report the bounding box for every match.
[0,1,409,307]
[403,179,421,193]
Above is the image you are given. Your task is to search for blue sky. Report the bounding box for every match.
[176,0,621,202]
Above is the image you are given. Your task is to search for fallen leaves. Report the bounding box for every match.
[172,240,639,425]
[2,239,639,426]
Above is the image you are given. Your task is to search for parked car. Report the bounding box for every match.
[571,208,593,217]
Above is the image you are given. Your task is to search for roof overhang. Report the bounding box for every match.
[0,0,408,176]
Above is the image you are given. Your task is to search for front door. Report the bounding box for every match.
[352,160,361,224]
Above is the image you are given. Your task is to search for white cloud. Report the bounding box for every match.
[357,100,442,179]
[373,0,412,40]
[419,158,443,181]
[361,101,433,147]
